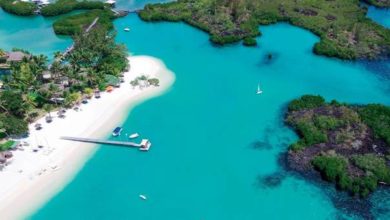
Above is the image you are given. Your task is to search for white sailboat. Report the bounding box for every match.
[124,27,130,32]
[256,83,263,94]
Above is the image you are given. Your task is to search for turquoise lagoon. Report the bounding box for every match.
[0,4,390,220]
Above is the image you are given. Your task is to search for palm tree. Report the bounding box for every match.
[43,104,53,118]
[50,61,62,80]
[54,51,63,61]
[0,121,9,138]
[34,55,48,71]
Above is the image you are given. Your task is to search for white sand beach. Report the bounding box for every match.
[0,55,175,219]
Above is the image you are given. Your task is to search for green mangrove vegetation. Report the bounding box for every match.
[286,95,390,197]
[0,0,36,16]
[0,0,120,37]
[53,9,115,35]
[139,0,390,60]
[40,0,105,17]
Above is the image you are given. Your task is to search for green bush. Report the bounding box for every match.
[53,9,114,35]
[243,37,257,46]
[288,95,325,112]
[312,155,348,182]
[352,154,390,183]
[289,119,328,151]
[0,113,28,136]
[314,115,343,131]
[0,140,15,151]
[359,104,390,145]
[312,154,384,197]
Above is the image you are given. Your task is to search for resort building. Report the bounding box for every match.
[6,51,30,62]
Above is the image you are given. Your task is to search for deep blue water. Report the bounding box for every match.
[0,2,390,220]
[368,6,390,28]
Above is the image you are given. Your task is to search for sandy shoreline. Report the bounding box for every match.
[0,55,175,219]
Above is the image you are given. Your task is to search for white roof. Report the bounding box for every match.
[140,139,149,145]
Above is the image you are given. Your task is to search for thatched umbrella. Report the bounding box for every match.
[3,151,12,159]
[35,123,42,130]
[0,154,6,164]
[45,116,52,123]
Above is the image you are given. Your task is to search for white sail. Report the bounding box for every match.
[256,83,263,94]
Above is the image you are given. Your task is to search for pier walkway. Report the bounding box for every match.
[61,136,141,147]
[61,17,99,58]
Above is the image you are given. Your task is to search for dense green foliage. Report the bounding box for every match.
[359,104,390,145]
[41,0,105,17]
[352,154,390,183]
[140,0,390,60]
[290,121,328,151]
[313,154,390,197]
[243,37,257,46]
[312,155,348,183]
[0,140,16,151]
[53,9,115,35]
[288,95,325,111]
[0,113,28,136]
[0,27,128,137]
[287,95,390,197]
[0,0,36,16]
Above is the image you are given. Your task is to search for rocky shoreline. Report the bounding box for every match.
[284,95,390,197]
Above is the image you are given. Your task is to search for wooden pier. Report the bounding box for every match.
[61,136,141,147]
[61,17,99,58]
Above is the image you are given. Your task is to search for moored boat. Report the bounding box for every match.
[129,133,139,139]
[112,127,122,137]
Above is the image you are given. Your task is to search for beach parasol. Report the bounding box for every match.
[35,123,42,130]
[3,151,12,159]
[106,86,114,92]
[0,154,6,164]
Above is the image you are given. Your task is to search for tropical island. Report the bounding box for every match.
[286,95,390,197]
[139,0,390,60]
[0,0,125,36]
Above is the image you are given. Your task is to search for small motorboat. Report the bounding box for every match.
[124,27,130,32]
[256,83,263,95]
[139,194,147,200]
[129,133,139,139]
[112,127,123,137]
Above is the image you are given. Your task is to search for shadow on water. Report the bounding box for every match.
[250,104,294,151]
[255,171,287,189]
[257,52,279,67]
[360,60,390,80]
[277,150,381,220]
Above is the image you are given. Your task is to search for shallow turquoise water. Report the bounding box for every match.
[113,0,171,10]
[0,4,390,220]
[0,9,71,57]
